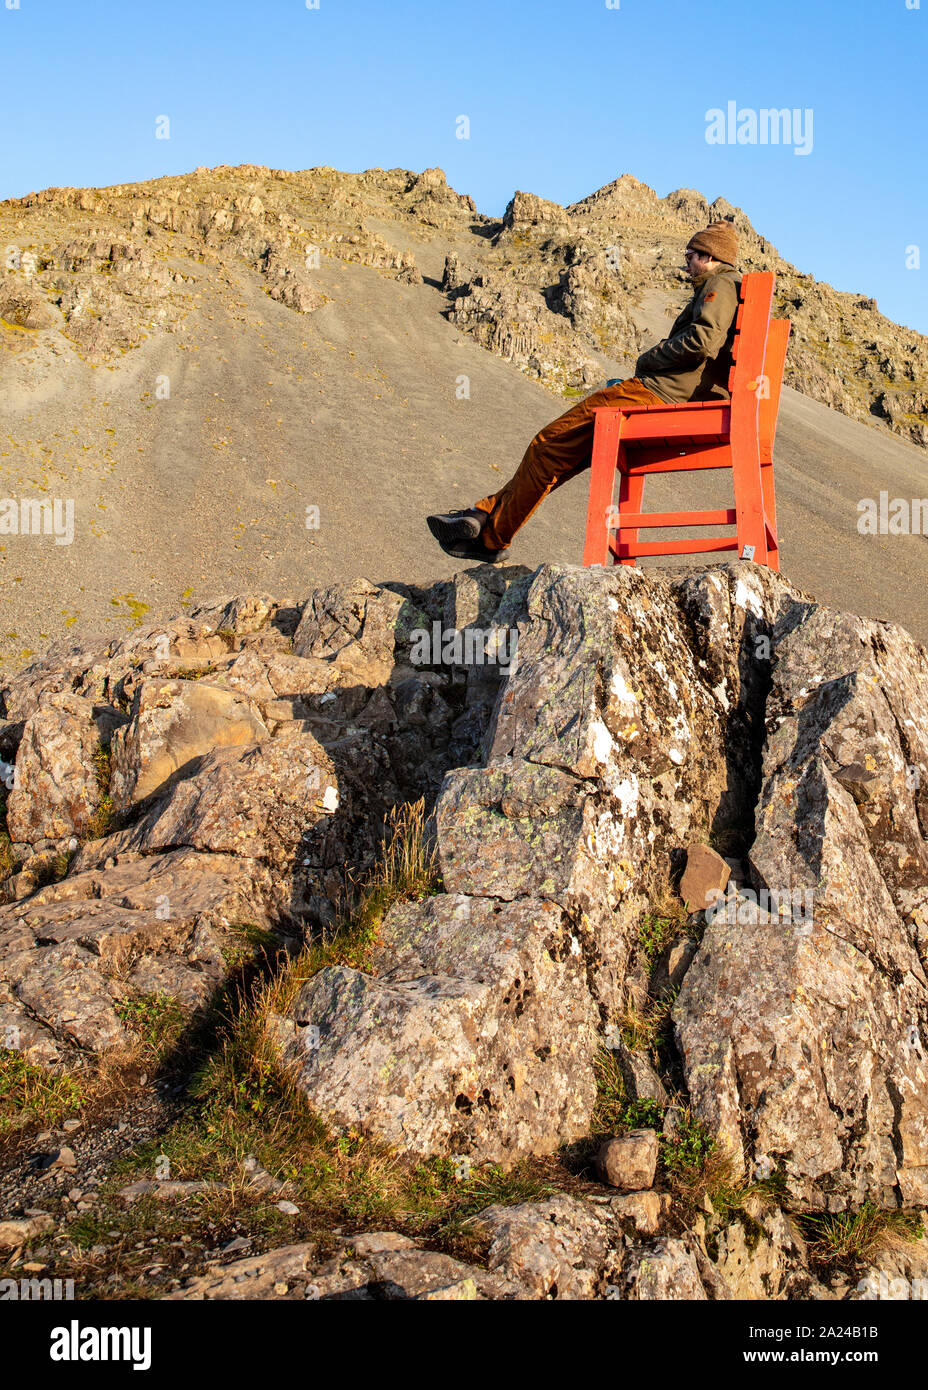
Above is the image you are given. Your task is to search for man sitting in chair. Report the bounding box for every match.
[427,219,741,563]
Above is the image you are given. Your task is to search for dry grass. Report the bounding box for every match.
[661,1116,737,1213]
[636,888,690,966]
[106,798,520,1241]
[620,990,676,1053]
[262,795,438,1014]
[0,833,14,883]
[188,800,439,1134]
[801,1202,923,1265]
[0,785,14,883]
[84,744,118,840]
[115,993,187,1065]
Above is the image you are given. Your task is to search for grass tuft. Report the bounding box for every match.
[0,1048,85,1133]
[0,786,15,881]
[621,993,675,1053]
[85,744,118,840]
[637,889,689,967]
[115,992,186,1064]
[0,832,15,883]
[800,1202,924,1264]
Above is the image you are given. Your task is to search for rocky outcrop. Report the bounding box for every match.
[3,161,925,443]
[273,559,928,1211]
[443,264,603,393]
[3,162,924,443]
[500,191,570,237]
[3,558,928,1256]
[0,569,523,1059]
[275,562,797,1163]
[6,693,125,842]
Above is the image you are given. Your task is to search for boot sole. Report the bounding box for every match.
[427,513,483,546]
[434,536,511,564]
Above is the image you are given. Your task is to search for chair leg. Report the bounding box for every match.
[615,466,644,566]
[761,462,779,571]
[730,438,769,564]
[583,410,623,565]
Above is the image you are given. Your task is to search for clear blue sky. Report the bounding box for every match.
[2,0,926,333]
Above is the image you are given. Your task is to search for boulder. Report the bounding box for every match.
[679,843,730,911]
[621,1235,731,1300]
[609,1190,664,1236]
[187,592,280,636]
[596,1130,660,1190]
[5,560,928,1240]
[0,1213,55,1247]
[277,893,599,1162]
[122,725,339,874]
[473,1195,613,1300]
[291,578,413,685]
[441,562,793,1016]
[500,190,570,234]
[710,1205,808,1300]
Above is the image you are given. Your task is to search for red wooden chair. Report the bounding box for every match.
[582,271,791,571]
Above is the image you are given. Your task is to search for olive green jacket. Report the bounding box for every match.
[635,264,742,404]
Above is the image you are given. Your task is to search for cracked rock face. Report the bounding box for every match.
[0,848,273,1057]
[6,693,126,842]
[675,599,928,1211]
[473,1194,613,1299]
[621,1234,730,1301]
[109,679,270,810]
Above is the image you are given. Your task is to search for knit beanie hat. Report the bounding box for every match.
[687,220,738,264]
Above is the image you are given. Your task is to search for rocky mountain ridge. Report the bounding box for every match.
[2,163,925,449]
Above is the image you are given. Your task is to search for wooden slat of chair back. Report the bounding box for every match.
[759,317,792,462]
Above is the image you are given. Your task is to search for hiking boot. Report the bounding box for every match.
[426,508,486,548]
[427,508,510,564]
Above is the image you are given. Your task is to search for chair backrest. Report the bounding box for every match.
[759,317,792,462]
[725,271,792,466]
[727,271,775,398]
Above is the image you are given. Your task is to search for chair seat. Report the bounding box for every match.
[619,400,725,412]
[608,403,731,448]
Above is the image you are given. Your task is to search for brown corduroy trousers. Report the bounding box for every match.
[474,377,664,551]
